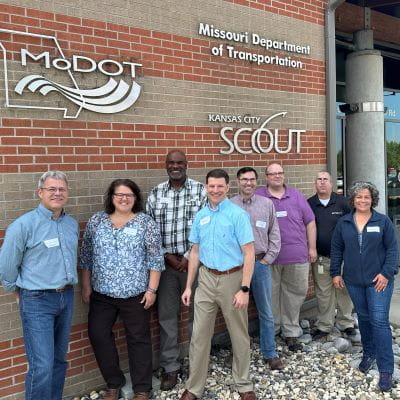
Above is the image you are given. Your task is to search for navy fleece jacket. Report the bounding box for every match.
[330,209,398,286]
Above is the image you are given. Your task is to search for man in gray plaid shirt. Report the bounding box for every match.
[146,150,206,391]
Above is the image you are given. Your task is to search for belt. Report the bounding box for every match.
[203,265,242,275]
[255,252,266,261]
[41,285,74,293]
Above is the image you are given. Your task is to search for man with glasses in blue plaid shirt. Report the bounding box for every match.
[146,150,206,390]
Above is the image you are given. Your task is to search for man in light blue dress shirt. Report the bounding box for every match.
[180,169,257,400]
[0,171,79,400]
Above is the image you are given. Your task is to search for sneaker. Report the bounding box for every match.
[344,327,357,336]
[285,337,302,352]
[358,355,375,373]
[378,372,392,392]
[312,329,329,340]
[265,357,284,370]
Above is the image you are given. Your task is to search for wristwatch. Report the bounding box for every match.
[240,285,250,293]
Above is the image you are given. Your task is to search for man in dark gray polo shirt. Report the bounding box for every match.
[308,171,355,339]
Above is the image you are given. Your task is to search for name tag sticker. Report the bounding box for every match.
[161,197,170,204]
[367,226,380,233]
[276,211,288,218]
[44,238,60,248]
[200,216,211,225]
[124,227,137,236]
[256,220,267,228]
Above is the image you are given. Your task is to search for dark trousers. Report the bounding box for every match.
[88,291,153,392]
[158,264,197,373]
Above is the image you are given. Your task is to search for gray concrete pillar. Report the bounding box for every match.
[345,29,386,213]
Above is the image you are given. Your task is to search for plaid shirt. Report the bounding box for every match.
[146,178,207,255]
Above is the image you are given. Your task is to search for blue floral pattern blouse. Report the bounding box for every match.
[80,211,164,298]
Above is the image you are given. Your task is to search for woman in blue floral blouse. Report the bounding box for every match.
[80,179,164,400]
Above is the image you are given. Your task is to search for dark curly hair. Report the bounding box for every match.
[104,179,143,214]
[348,181,379,209]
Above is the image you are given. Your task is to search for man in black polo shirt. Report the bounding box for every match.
[308,171,355,339]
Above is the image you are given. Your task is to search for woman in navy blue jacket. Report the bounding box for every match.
[330,181,398,392]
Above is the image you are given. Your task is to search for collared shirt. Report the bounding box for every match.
[80,211,164,299]
[308,192,351,257]
[230,193,281,265]
[189,198,254,271]
[256,185,315,265]
[146,178,206,255]
[0,203,79,291]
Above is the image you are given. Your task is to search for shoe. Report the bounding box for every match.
[179,389,197,400]
[312,329,329,340]
[224,353,233,369]
[344,327,357,336]
[239,391,256,400]
[378,372,393,392]
[160,369,180,390]
[285,337,302,352]
[265,357,284,370]
[103,387,121,400]
[358,355,375,373]
[133,392,151,400]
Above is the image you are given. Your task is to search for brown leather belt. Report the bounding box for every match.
[255,252,266,261]
[203,265,242,275]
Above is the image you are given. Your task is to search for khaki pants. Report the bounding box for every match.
[185,266,253,397]
[271,263,309,338]
[312,255,354,332]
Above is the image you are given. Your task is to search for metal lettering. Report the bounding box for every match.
[219,112,305,154]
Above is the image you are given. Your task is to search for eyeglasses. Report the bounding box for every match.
[239,178,257,183]
[266,172,284,177]
[113,193,134,199]
[40,187,67,193]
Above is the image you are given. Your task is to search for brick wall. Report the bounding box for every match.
[336,2,400,46]
[0,0,326,398]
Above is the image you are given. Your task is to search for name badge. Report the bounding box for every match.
[367,226,380,233]
[200,216,210,225]
[44,238,60,248]
[256,220,267,228]
[161,197,170,204]
[124,227,137,236]
[276,211,288,218]
[318,264,324,274]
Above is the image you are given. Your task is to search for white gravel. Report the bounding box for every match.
[73,318,400,400]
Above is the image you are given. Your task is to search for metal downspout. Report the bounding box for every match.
[326,0,345,188]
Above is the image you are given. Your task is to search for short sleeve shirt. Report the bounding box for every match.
[189,198,254,270]
[256,185,314,264]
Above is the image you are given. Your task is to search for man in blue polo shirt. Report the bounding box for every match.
[180,169,256,400]
[0,171,79,400]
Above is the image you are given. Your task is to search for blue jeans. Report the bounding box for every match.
[19,288,74,400]
[346,281,394,373]
[251,261,277,358]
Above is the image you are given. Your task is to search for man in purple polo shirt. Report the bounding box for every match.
[256,162,317,351]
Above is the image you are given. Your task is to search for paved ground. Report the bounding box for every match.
[390,274,400,328]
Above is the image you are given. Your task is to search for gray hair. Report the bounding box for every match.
[38,171,68,189]
[348,181,379,208]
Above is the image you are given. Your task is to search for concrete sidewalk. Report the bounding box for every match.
[390,275,400,328]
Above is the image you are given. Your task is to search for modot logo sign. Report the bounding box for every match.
[0,29,143,118]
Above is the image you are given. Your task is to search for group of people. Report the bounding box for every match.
[0,150,398,400]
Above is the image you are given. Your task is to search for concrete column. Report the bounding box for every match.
[345,30,386,213]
